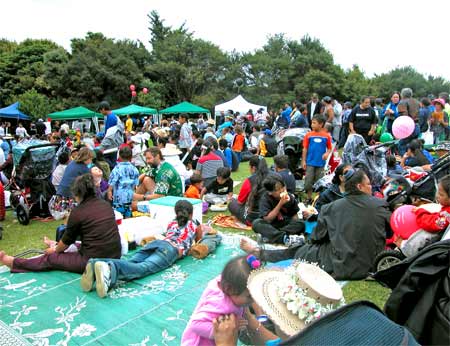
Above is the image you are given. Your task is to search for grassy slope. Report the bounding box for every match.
[0,158,390,308]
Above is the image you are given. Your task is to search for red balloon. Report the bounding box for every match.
[390,205,420,240]
[142,87,148,94]
[129,84,136,91]
[131,90,137,97]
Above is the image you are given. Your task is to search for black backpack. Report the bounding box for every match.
[264,135,278,157]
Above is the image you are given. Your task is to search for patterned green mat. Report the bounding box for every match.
[0,235,243,346]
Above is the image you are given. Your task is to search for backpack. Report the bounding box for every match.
[264,136,278,157]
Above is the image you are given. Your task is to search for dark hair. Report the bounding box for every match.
[157,136,168,147]
[95,150,105,162]
[206,138,219,150]
[312,114,326,126]
[332,164,351,185]
[344,170,368,195]
[299,105,306,113]
[179,114,188,121]
[218,138,228,149]
[386,155,397,169]
[217,167,231,179]
[274,155,289,169]
[146,147,163,159]
[439,175,450,197]
[58,151,70,165]
[119,146,132,161]
[190,173,203,184]
[192,130,200,139]
[263,174,285,192]
[71,173,97,201]
[247,156,269,210]
[98,101,111,111]
[361,95,370,103]
[174,200,193,227]
[407,140,429,166]
[220,255,252,296]
[421,97,431,107]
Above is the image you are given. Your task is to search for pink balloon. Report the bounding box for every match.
[142,87,148,94]
[129,84,136,91]
[390,204,420,239]
[131,90,137,97]
[392,116,415,139]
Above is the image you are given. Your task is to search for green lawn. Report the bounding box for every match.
[0,157,391,309]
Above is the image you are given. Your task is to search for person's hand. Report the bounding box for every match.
[302,210,312,219]
[322,152,329,161]
[45,247,56,255]
[213,314,238,346]
[368,130,374,136]
[302,162,307,170]
[107,191,113,201]
[279,191,290,206]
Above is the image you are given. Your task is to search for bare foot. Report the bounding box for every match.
[240,238,260,256]
[43,236,56,248]
[0,251,14,268]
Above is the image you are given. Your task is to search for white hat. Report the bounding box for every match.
[247,262,343,337]
[161,143,182,156]
[206,119,215,125]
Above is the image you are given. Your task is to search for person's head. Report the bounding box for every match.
[174,200,193,227]
[311,93,319,102]
[71,173,97,203]
[324,122,333,133]
[332,164,352,186]
[249,155,266,174]
[344,169,372,195]
[216,167,231,184]
[127,114,131,119]
[58,151,70,165]
[400,88,413,99]
[253,124,261,132]
[390,91,400,104]
[263,175,286,200]
[343,101,353,110]
[438,92,449,104]
[144,147,163,168]
[437,175,450,206]
[218,138,228,150]
[157,136,168,148]
[273,155,289,171]
[322,96,332,105]
[299,105,307,114]
[202,140,214,155]
[386,155,397,169]
[119,146,132,162]
[235,125,243,134]
[190,173,204,189]
[420,97,431,107]
[90,165,103,186]
[375,98,383,106]
[179,114,188,124]
[311,114,326,131]
[219,255,258,307]
[222,127,230,134]
[406,140,429,166]
[97,101,111,115]
[432,98,445,111]
[360,96,371,109]
[75,147,94,164]
[192,130,200,139]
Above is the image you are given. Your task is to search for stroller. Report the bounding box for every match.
[8,140,59,225]
[275,128,309,178]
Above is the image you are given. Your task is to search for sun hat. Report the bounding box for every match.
[206,118,215,125]
[247,262,344,337]
[155,128,168,138]
[432,98,446,108]
[161,143,182,156]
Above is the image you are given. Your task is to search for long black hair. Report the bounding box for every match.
[247,156,269,210]
[174,200,193,227]
[407,140,429,166]
[332,164,351,185]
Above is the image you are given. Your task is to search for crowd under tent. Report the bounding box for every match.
[47,106,101,133]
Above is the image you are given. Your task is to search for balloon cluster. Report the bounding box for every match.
[129,84,149,98]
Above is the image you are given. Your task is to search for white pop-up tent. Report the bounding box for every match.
[214,95,267,116]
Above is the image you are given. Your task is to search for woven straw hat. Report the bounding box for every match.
[247,262,343,336]
[161,143,182,156]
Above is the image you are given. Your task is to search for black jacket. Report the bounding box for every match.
[373,240,450,346]
[315,184,345,213]
[307,101,324,124]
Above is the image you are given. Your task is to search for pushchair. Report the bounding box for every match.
[275,128,309,178]
[8,140,59,225]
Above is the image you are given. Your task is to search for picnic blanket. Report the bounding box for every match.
[0,235,243,346]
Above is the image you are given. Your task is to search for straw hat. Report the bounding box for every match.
[247,262,343,337]
[206,118,216,125]
[161,143,182,156]
[155,128,168,138]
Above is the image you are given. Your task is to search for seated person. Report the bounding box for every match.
[257,129,277,157]
[242,170,391,280]
[273,154,296,194]
[201,167,233,205]
[386,155,403,177]
[195,141,224,186]
[52,151,70,190]
[401,139,431,169]
[252,175,304,244]
[219,138,238,172]
[185,173,204,199]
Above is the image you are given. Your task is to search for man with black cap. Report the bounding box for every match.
[98,101,118,133]
[36,119,46,137]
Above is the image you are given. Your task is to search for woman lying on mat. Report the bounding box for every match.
[81,199,203,298]
[0,174,122,273]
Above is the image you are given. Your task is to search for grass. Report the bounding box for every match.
[0,157,391,309]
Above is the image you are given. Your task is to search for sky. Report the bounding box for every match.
[1,0,449,81]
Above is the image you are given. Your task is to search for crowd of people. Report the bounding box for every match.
[0,89,449,344]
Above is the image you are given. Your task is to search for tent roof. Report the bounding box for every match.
[0,102,30,120]
[48,106,100,120]
[159,101,210,114]
[113,104,158,115]
[214,95,266,115]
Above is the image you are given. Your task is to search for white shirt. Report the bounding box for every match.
[0,127,4,136]
[60,123,70,134]
[15,127,28,137]
[310,102,317,116]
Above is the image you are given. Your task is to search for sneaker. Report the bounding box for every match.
[94,261,111,298]
[284,234,305,247]
[80,261,95,292]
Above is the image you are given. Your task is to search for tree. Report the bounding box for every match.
[11,88,53,121]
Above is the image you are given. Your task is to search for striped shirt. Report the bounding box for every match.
[196,152,223,180]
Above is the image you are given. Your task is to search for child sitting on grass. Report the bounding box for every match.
[185,173,204,199]
[200,167,233,205]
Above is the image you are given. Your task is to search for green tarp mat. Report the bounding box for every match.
[112,104,158,116]
[0,234,243,346]
[48,107,101,120]
[159,101,210,114]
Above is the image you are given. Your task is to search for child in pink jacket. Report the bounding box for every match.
[181,255,260,346]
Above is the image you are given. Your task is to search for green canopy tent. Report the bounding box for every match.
[48,106,101,133]
[158,101,210,124]
[112,104,158,116]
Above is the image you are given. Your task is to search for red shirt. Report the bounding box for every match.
[237,178,251,204]
[415,205,450,233]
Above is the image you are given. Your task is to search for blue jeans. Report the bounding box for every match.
[91,240,179,287]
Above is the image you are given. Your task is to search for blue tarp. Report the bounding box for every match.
[0,102,30,120]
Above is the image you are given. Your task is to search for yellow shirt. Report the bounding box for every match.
[259,140,267,157]
[125,118,133,132]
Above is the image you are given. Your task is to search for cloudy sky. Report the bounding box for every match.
[2,0,449,80]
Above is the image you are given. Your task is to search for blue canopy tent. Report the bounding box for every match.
[0,102,30,121]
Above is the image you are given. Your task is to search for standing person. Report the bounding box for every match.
[381,91,400,134]
[430,98,449,144]
[125,114,133,132]
[15,122,28,138]
[231,125,245,162]
[0,174,121,274]
[98,101,118,134]
[36,119,46,137]
[306,93,323,125]
[398,88,420,121]
[348,96,378,144]
[81,200,202,298]
[179,113,193,156]
[302,114,332,204]
[0,123,5,137]
[338,101,353,148]
[418,97,432,133]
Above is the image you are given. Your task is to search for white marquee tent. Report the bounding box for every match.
[214,95,267,116]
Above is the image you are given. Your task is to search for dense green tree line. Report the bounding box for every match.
[1,11,449,121]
